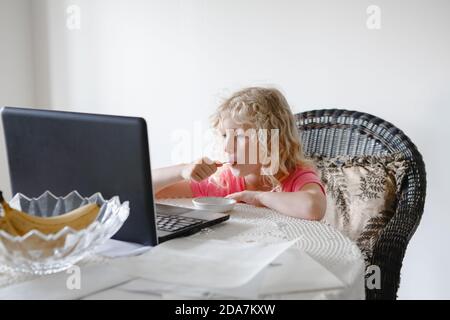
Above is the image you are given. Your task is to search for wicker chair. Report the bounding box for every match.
[295,109,426,300]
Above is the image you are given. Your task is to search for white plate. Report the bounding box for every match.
[192,197,236,213]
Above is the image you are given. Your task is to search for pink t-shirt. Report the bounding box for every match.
[190,167,325,198]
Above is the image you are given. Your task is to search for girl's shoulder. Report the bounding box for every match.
[283,165,319,181]
[281,166,324,193]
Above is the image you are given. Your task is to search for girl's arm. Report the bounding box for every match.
[152,164,193,199]
[258,184,326,220]
[226,184,326,221]
[152,158,219,199]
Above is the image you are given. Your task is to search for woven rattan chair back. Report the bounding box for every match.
[295,109,426,300]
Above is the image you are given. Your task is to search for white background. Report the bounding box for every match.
[0,0,449,299]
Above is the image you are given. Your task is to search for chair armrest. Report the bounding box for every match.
[366,183,425,299]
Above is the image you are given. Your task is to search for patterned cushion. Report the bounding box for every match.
[311,153,408,261]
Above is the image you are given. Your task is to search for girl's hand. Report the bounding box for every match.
[226,191,265,207]
[181,157,222,182]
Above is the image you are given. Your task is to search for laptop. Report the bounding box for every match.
[1,107,230,246]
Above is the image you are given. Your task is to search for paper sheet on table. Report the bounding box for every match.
[94,239,152,258]
[113,238,297,289]
[82,277,237,300]
[206,248,345,298]
[82,245,342,300]
[83,249,344,300]
[84,269,265,300]
[259,248,345,295]
[0,264,134,300]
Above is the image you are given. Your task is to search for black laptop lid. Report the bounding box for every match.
[1,107,158,246]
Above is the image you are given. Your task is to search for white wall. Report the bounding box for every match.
[0,0,35,199]
[3,0,449,298]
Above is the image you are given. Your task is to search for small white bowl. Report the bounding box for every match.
[192,197,236,213]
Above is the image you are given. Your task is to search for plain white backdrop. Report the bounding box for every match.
[0,0,449,299]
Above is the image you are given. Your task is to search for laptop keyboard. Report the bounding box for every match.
[156,215,205,233]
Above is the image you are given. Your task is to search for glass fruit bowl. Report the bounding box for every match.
[0,191,129,275]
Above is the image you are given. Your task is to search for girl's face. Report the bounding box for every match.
[220,117,261,177]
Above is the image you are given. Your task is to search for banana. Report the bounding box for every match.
[0,217,19,236]
[0,191,100,236]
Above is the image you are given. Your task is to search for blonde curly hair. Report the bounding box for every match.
[210,87,313,190]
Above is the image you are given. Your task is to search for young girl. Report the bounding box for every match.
[152,87,326,221]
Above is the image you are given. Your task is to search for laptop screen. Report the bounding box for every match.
[2,107,158,245]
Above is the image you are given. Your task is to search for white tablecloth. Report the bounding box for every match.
[0,199,365,299]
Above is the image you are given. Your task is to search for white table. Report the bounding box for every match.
[0,199,365,299]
